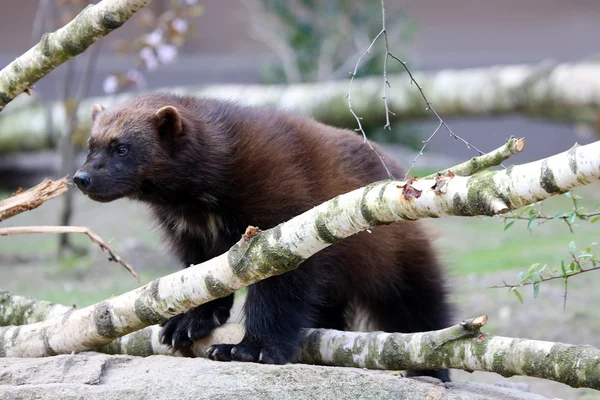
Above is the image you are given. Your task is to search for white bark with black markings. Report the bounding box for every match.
[0,0,152,111]
[0,140,598,358]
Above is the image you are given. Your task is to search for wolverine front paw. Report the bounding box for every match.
[159,305,230,350]
[206,343,288,364]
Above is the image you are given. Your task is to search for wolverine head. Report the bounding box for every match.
[74,99,185,203]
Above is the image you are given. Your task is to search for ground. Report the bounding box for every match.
[0,172,599,399]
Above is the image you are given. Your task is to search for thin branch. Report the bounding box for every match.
[0,177,69,222]
[489,252,598,311]
[503,211,600,224]
[346,29,394,179]
[381,0,394,130]
[564,277,568,311]
[384,42,497,179]
[381,1,499,179]
[489,264,598,290]
[346,0,496,181]
[422,136,526,180]
[0,226,139,281]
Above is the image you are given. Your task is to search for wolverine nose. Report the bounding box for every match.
[73,171,90,189]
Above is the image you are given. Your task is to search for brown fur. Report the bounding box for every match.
[75,93,453,380]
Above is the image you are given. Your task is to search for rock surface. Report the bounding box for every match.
[0,352,551,400]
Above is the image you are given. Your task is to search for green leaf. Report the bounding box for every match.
[527,263,542,274]
[533,282,540,298]
[527,215,537,230]
[504,221,515,231]
[554,212,564,220]
[511,287,524,304]
[567,262,578,272]
[561,260,567,278]
[569,213,577,224]
[569,241,576,254]
[590,215,600,224]
[516,206,532,217]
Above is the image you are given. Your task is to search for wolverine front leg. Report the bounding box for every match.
[207,269,319,364]
[159,294,234,350]
[158,231,235,351]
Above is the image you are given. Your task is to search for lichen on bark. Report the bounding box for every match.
[0,0,152,109]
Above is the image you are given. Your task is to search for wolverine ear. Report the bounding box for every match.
[154,105,183,137]
[92,104,105,121]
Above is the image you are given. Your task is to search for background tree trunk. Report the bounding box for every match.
[2,61,600,152]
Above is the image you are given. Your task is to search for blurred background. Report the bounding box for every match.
[0,1,599,398]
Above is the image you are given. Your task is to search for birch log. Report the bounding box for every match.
[0,0,152,111]
[0,292,74,327]
[2,61,600,151]
[93,317,600,391]
[0,140,598,359]
[3,294,599,391]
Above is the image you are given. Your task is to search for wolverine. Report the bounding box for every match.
[74,92,453,381]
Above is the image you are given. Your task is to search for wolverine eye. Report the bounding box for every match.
[116,145,129,156]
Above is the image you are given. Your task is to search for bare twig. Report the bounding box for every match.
[346,29,394,179]
[346,0,499,180]
[0,225,139,281]
[381,1,394,130]
[0,177,69,222]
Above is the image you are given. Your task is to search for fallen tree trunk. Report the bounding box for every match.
[0,140,597,359]
[91,319,600,391]
[2,61,600,151]
[3,292,600,390]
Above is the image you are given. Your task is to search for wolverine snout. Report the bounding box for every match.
[73,170,91,190]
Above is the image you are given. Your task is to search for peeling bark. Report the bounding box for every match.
[0,177,68,222]
[0,0,152,110]
[2,61,600,151]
